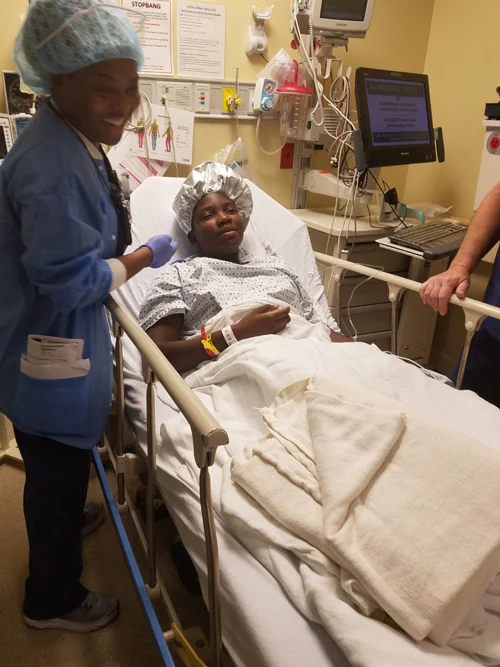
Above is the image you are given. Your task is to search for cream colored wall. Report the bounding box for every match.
[309,0,436,208]
[404,0,500,374]
[180,0,436,206]
[171,0,296,205]
[0,1,26,113]
[0,0,435,207]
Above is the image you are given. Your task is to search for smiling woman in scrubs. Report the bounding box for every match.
[0,0,178,633]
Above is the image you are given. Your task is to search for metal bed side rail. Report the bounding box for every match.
[315,252,500,389]
[106,295,227,667]
[106,296,229,464]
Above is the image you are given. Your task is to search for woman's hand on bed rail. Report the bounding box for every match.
[232,305,291,341]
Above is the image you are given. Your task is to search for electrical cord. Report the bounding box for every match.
[291,7,357,145]
[125,89,152,131]
[367,168,408,227]
[123,89,154,178]
[140,95,153,178]
[382,351,442,381]
[342,264,386,340]
[162,95,179,177]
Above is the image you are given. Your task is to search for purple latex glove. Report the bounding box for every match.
[139,235,179,269]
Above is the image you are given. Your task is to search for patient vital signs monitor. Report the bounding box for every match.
[355,67,437,168]
[313,0,374,36]
[298,0,375,39]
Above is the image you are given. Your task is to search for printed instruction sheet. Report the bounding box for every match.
[177,1,226,79]
[121,0,173,76]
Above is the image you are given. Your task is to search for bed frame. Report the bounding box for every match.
[2,255,500,667]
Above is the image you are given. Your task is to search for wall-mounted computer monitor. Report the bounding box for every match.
[355,67,436,168]
[311,0,375,37]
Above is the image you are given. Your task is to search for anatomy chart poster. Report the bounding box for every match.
[131,103,194,164]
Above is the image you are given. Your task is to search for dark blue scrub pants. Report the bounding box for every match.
[14,428,90,620]
[452,327,500,409]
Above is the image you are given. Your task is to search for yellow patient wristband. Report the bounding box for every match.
[200,326,220,359]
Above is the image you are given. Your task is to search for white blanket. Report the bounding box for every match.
[155,301,500,667]
[229,374,500,646]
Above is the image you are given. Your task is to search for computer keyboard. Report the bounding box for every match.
[388,221,467,260]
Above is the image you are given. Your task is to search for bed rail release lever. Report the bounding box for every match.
[387,283,405,303]
[192,429,229,469]
[386,284,406,355]
[456,310,486,390]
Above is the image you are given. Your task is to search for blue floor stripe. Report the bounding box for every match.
[92,448,176,667]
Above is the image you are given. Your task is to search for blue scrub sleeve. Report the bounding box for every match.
[8,166,113,313]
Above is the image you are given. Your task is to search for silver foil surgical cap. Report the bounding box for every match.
[173,162,253,235]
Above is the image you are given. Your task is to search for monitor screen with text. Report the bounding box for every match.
[365,77,431,147]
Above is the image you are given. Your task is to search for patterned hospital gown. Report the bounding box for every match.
[139,247,338,336]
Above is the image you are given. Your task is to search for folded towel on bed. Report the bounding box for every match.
[230,375,500,645]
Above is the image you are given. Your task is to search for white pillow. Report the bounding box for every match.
[116,176,331,325]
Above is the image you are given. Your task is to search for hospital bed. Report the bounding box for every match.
[2,177,500,667]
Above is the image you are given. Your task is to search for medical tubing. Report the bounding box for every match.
[256,114,286,156]
[162,96,179,177]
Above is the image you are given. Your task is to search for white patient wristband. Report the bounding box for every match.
[222,326,238,347]
[106,258,128,291]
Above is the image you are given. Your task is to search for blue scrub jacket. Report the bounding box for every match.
[0,104,120,448]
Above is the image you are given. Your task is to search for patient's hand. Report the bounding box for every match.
[330,331,352,343]
[233,305,291,341]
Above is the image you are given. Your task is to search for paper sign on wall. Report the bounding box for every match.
[132,103,194,165]
[121,0,173,76]
[177,2,226,80]
[107,130,167,191]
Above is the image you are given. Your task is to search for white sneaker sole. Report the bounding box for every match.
[23,605,119,633]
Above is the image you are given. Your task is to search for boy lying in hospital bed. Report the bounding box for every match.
[139,163,500,667]
[139,162,350,372]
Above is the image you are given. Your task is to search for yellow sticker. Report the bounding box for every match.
[171,624,207,667]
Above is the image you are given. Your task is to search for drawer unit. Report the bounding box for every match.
[357,331,392,352]
[339,272,408,309]
[340,303,393,337]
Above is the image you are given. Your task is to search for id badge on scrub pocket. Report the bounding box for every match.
[21,335,90,379]
[17,336,93,438]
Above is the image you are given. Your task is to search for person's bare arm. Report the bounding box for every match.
[147,314,229,374]
[453,183,500,273]
[116,247,153,279]
[330,331,352,343]
[420,183,500,315]
[147,305,291,374]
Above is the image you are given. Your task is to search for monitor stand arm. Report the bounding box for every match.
[360,167,401,228]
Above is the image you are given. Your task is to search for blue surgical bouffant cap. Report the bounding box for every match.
[13,0,144,96]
